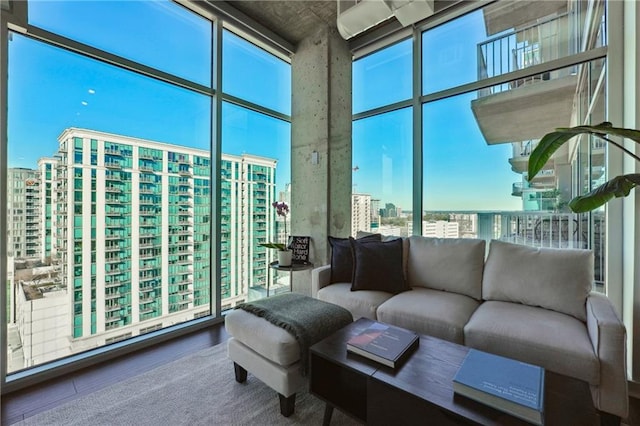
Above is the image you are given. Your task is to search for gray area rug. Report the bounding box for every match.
[17,342,360,425]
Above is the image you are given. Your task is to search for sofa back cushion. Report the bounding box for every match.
[482,240,593,321]
[407,236,485,300]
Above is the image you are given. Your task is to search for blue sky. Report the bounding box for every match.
[8,1,517,212]
[352,10,520,212]
[8,0,291,190]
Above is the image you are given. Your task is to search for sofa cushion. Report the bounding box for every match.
[406,236,485,300]
[328,233,381,284]
[317,283,393,320]
[464,301,599,385]
[350,237,408,294]
[483,240,593,321]
[377,287,480,344]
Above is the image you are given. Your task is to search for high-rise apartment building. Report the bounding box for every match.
[6,128,278,368]
[38,159,58,262]
[7,168,41,260]
[220,151,278,309]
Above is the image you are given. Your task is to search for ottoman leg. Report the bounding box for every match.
[279,393,296,417]
[234,362,248,383]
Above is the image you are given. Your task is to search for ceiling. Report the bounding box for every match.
[222,0,462,50]
[224,0,340,45]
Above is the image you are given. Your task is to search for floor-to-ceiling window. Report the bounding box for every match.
[352,39,413,236]
[1,0,291,385]
[352,0,607,288]
[221,30,291,305]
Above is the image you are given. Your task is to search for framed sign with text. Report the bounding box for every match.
[288,236,311,264]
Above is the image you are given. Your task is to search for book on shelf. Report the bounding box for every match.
[346,321,419,368]
[452,349,545,425]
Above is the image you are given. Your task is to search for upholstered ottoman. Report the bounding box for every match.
[225,293,352,416]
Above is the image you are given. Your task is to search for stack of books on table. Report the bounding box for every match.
[453,349,545,425]
[346,321,419,368]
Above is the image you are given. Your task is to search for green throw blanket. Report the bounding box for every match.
[236,293,353,375]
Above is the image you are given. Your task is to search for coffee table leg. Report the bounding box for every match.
[322,403,334,426]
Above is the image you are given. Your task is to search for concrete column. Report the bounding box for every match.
[291,25,352,294]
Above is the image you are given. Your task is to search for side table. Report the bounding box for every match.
[267,261,314,297]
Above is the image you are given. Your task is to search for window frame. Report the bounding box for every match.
[351,0,617,300]
[0,0,292,392]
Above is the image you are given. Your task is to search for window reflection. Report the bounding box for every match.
[353,39,412,114]
[352,108,413,236]
[223,30,291,115]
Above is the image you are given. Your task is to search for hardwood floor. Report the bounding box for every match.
[2,323,229,425]
[2,323,639,425]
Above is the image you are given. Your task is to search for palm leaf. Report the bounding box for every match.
[528,122,640,179]
[568,174,640,212]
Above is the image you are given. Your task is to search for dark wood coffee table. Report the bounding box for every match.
[309,317,601,426]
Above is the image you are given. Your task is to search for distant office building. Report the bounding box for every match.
[352,193,371,234]
[380,202,399,218]
[423,220,460,238]
[370,198,380,228]
[15,278,69,368]
[377,225,403,238]
[449,213,478,238]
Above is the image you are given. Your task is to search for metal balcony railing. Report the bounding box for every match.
[477,12,572,97]
[476,211,605,287]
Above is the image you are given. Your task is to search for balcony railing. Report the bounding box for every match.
[477,12,572,97]
[476,211,605,286]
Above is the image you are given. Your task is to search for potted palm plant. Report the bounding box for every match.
[528,122,640,212]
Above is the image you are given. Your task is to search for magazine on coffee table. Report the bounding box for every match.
[346,321,419,368]
[453,349,545,425]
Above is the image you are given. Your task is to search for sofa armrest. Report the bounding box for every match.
[586,292,628,418]
[311,265,332,298]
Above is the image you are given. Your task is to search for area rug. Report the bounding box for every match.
[16,342,360,425]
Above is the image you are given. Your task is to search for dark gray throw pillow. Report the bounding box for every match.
[328,233,381,283]
[350,237,408,294]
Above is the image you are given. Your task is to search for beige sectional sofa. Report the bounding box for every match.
[311,236,628,421]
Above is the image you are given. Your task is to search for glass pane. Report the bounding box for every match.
[352,108,413,236]
[221,102,291,306]
[353,39,412,114]
[423,60,605,288]
[28,0,212,87]
[223,30,291,115]
[6,34,212,374]
[422,1,605,94]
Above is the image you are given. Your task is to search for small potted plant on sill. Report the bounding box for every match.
[261,201,292,266]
